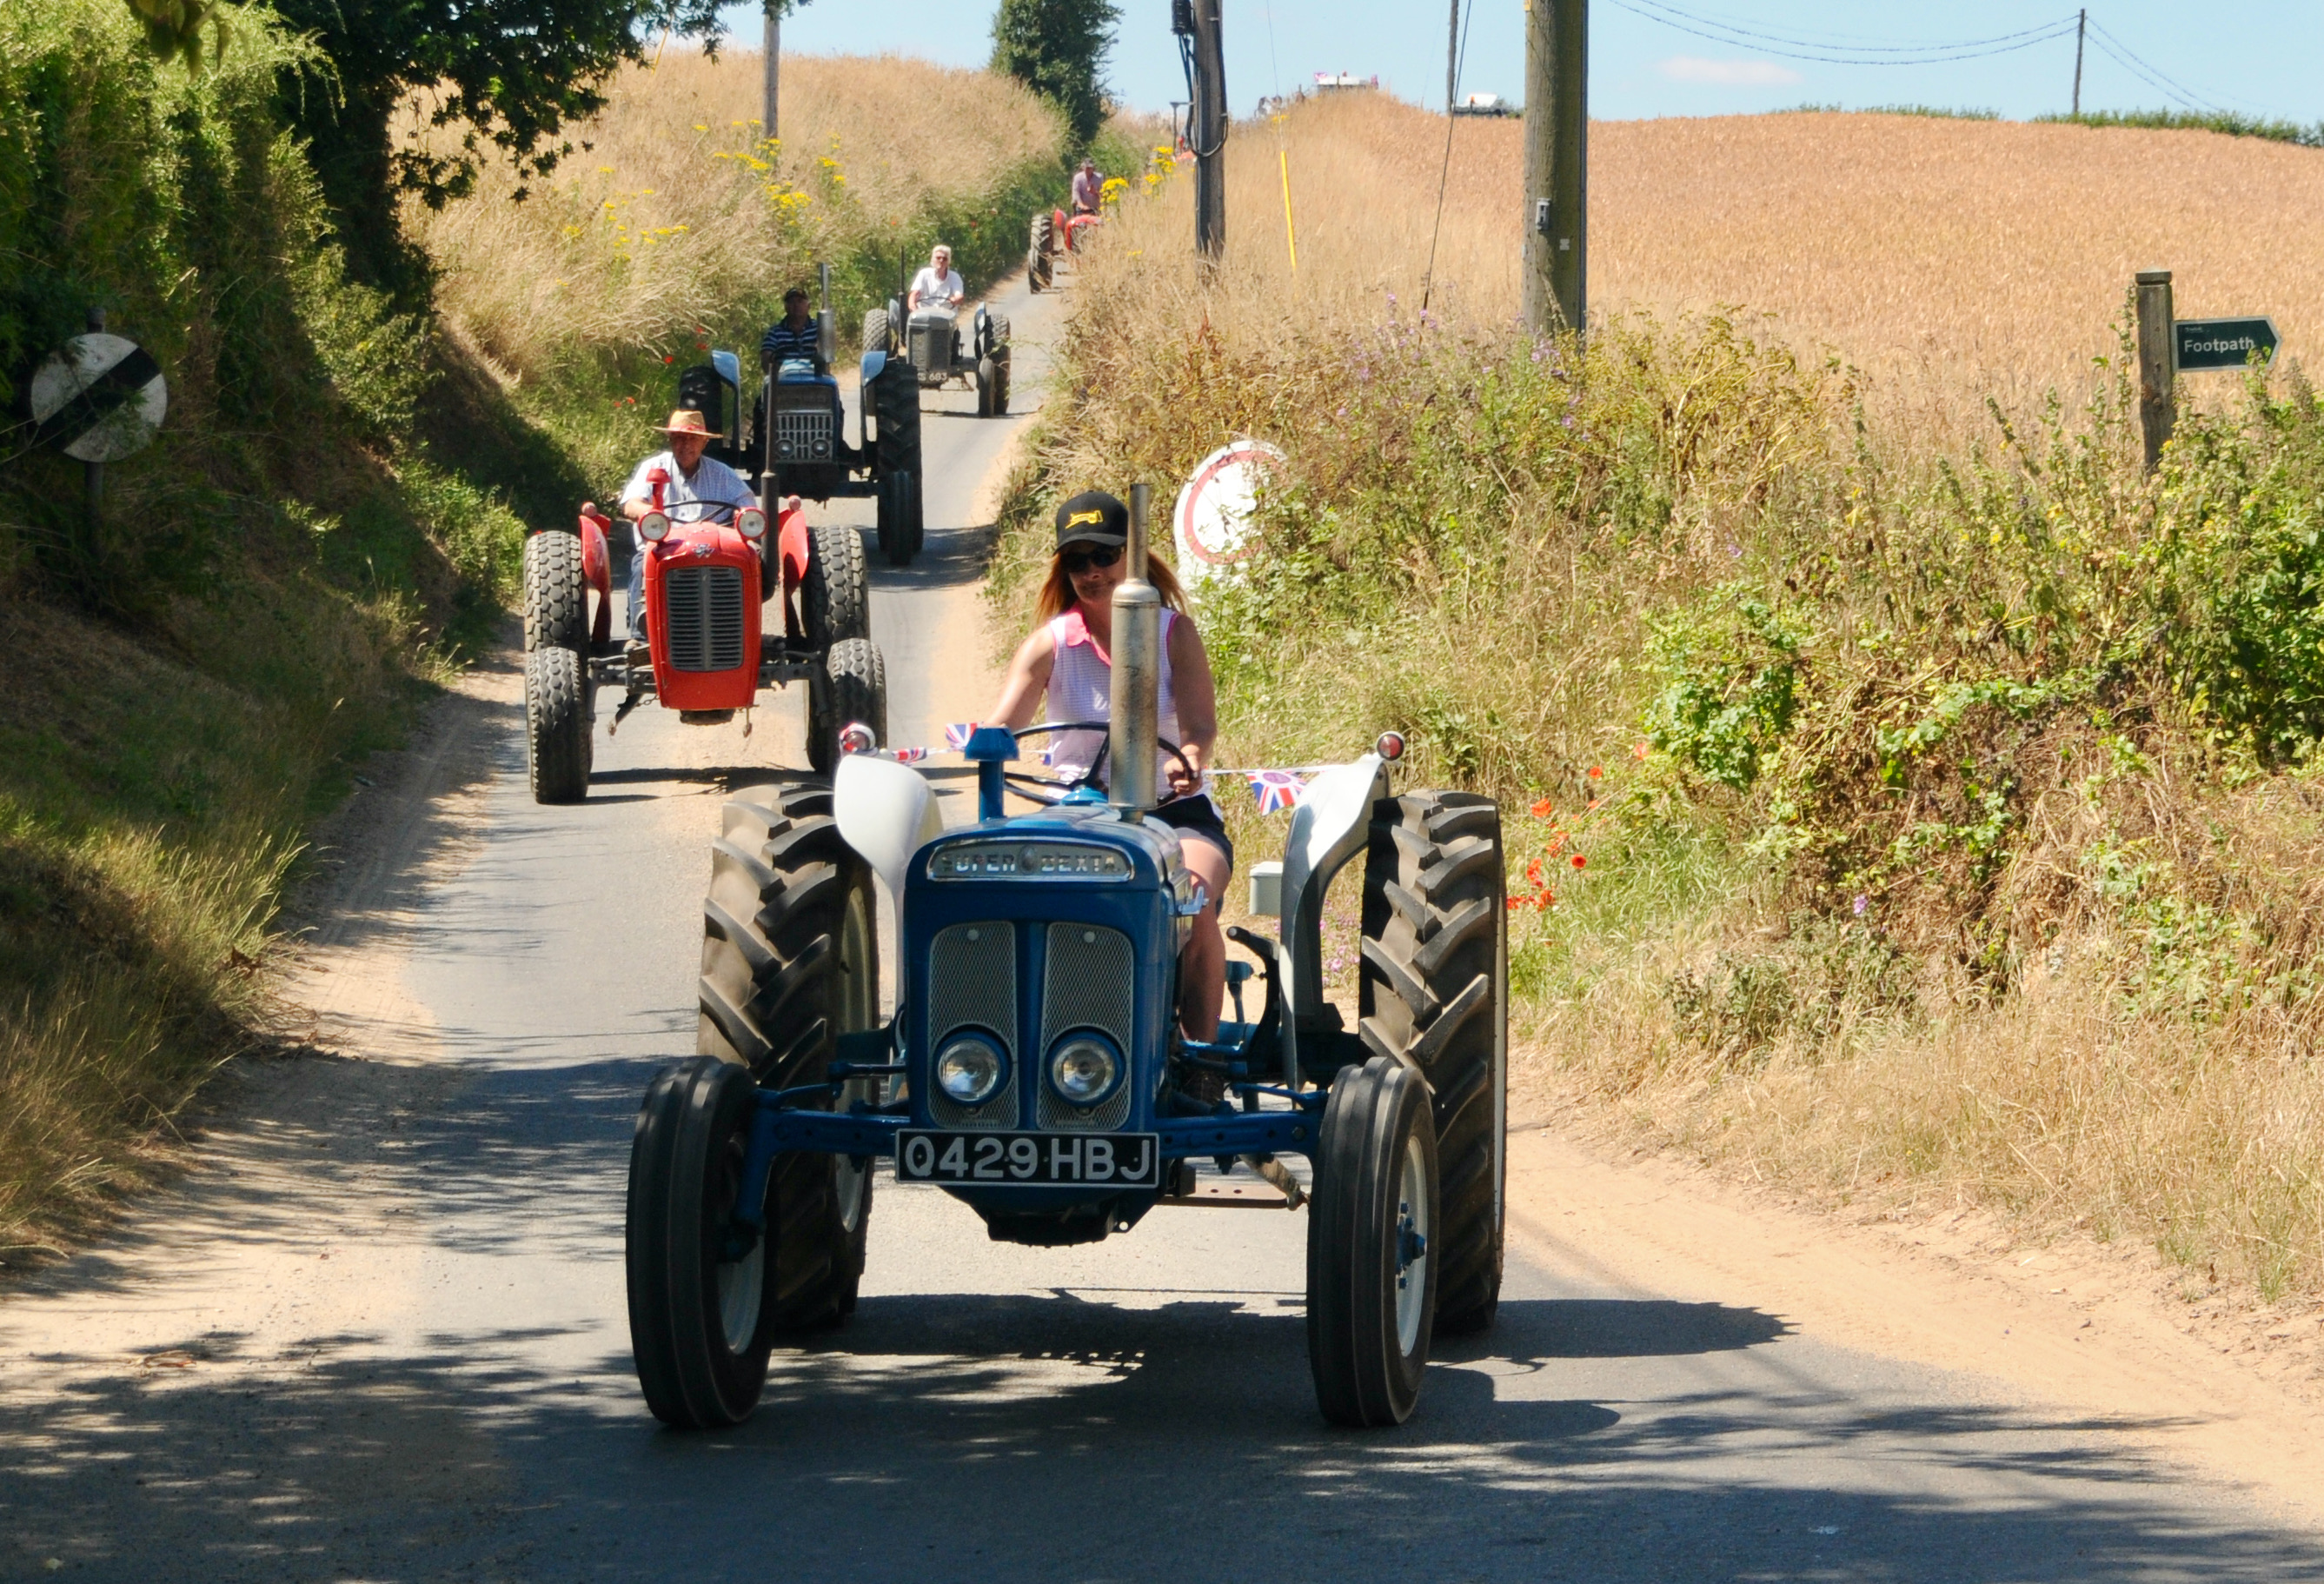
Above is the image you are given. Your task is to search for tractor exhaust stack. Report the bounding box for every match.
[1110,483,1160,815]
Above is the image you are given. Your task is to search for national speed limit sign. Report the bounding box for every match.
[30,333,168,463]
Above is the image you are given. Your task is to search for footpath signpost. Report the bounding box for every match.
[2131,270,2282,472]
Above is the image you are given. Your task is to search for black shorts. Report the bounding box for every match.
[1149,795,1233,874]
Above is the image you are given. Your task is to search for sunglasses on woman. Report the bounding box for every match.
[1062,545,1123,575]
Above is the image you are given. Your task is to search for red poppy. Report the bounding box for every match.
[1571,854,1587,869]
[1529,796,1554,818]
[662,354,674,363]
[1632,742,1650,761]
[1588,765,1604,780]
[1525,859,1544,886]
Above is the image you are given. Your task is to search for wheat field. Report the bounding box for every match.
[1136,92,2324,422]
[407,50,1061,377]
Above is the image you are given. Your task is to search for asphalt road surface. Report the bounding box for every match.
[3,272,2322,1581]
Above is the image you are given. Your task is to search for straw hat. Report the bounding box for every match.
[656,408,721,439]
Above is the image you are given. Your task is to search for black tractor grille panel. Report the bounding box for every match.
[928,922,1017,1129]
[774,409,833,462]
[661,566,746,673]
[1037,923,1135,1130]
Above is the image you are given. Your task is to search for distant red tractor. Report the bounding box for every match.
[520,475,886,804]
[1026,205,1101,292]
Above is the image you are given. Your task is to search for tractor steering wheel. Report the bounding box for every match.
[999,721,1199,806]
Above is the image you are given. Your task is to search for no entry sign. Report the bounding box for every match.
[30,333,167,462]
[1172,438,1284,590]
[2175,316,2281,373]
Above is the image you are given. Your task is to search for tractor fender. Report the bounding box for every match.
[860,349,888,384]
[775,496,811,607]
[833,753,941,902]
[578,506,614,645]
[1278,752,1393,1080]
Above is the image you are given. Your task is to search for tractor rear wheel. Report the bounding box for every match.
[861,308,893,357]
[523,529,588,654]
[1308,1055,1439,1427]
[1032,210,1054,256]
[1358,791,1506,1334]
[697,782,881,1327]
[807,638,887,773]
[625,1055,779,1428]
[801,522,869,648]
[523,645,592,803]
[1026,248,1046,291]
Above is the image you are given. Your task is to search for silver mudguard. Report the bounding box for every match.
[833,754,942,902]
[1276,751,1391,1088]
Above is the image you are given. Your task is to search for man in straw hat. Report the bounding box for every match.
[619,408,759,647]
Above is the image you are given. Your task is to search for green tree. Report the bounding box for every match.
[991,0,1119,148]
[268,0,727,302]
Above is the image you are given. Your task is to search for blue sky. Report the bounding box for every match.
[720,2,2321,124]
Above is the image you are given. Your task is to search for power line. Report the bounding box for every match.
[2084,19,2224,113]
[1621,0,2079,57]
[1605,0,2080,66]
[1421,0,1477,313]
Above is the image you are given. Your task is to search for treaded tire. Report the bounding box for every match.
[626,1056,779,1428]
[987,311,1011,355]
[1358,791,1507,1334]
[524,646,592,804]
[861,308,893,357]
[1308,1055,1439,1427]
[807,638,887,773]
[697,782,880,1329]
[523,529,588,654]
[1027,248,1046,291]
[801,522,869,647]
[1032,210,1054,256]
[875,470,920,567]
[975,356,998,418]
[992,356,1011,416]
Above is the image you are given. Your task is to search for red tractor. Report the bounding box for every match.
[1026,204,1102,292]
[519,474,885,804]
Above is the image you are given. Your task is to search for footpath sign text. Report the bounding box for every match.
[2175,316,2281,372]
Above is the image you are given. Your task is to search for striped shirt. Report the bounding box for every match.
[760,316,821,365]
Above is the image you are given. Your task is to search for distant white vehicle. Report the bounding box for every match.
[1452,91,1517,117]
[1312,71,1378,90]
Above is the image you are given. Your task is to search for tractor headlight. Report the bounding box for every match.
[935,1033,1006,1106]
[1047,1032,1122,1107]
[736,507,767,540]
[639,509,672,542]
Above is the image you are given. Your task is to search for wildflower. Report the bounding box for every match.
[1525,859,1544,886]
[1529,796,1554,818]
[1853,894,1869,916]
[1632,742,1649,761]
[662,354,674,364]
[1587,798,1601,812]
[1587,766,1603,780]
[1571,854,1587,869]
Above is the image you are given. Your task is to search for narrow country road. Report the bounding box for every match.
[3,272,2321,1582]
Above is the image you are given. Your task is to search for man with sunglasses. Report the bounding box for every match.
[989,492,1232,1050]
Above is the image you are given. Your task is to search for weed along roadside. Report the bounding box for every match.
[0,20,1069,1267]
[1001,92,2324,1317]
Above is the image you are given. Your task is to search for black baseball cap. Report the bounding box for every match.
[1055,490,1128,549]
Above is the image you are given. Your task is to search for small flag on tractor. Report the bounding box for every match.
[1249,769,1306,814]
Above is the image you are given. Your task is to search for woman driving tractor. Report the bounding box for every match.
[988,490,1230,1048]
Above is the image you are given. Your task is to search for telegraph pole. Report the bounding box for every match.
[762,2,780,141]
[2070,8,2086,117]
[1189,0,1227,258]
[1523,0,1586,335]
[1447,0,1459,112]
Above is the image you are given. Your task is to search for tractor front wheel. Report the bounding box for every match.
[807,637,888,774]
[801,522,869,647]
[1358,791,1506,1334]
[523,529,588,654]
[861,308,893,357]
[975,356,998,418]
[523,646,592,803]
[626,1055,779,1428]
[697,782,881,1326]
[875,469,921,567]
[1307,1055,1439,1427]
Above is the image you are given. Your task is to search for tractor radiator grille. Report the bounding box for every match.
[1036,923,1135,1130]
[774,409,833,463]
[661,566,746,673]
[928,922,1017,1129]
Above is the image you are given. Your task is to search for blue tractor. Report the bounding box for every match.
[624,489,1508,1428]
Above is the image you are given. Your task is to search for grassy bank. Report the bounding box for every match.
[999,99,2324,1303]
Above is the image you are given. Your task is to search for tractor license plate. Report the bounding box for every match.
[895,1130,1161,1188]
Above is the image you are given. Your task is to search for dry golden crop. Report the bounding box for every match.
[1119,91,2324,430]
[407,50,1061,378]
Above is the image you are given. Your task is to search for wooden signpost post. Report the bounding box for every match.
[2133,270,2283,472]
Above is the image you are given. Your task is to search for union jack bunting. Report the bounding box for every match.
[943,722,978,750]
[1248,769,1307,814]
[892,746,931,763]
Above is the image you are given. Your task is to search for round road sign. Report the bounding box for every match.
[30,333,167,463]
[1172,438,1284,588]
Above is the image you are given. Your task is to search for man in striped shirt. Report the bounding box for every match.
[759,287,821,370]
